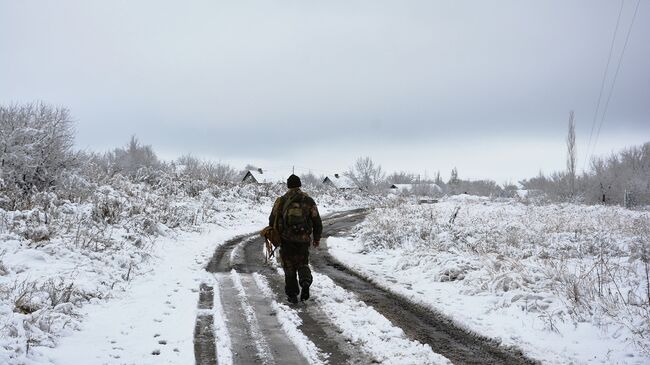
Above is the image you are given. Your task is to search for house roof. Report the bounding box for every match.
[323,174,357,189]
[390,183,442,192]
[243,169,288,184]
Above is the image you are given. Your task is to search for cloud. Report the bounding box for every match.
[1,0,648,181]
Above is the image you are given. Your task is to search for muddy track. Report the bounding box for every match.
[195,208,539,364]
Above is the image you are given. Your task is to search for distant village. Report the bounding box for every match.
[240,167,443,198]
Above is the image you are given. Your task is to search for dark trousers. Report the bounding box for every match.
[280,242,312,297]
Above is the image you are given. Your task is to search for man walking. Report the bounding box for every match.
[269,174,322,304]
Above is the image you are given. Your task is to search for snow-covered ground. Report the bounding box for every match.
[0,178,371,364]
[309,271,451,365]
[7,182,647,365]
[263,256,451,364]
[327,195,650,365]
[40,223,265,365]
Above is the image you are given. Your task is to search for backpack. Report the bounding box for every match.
[281,193,310,237]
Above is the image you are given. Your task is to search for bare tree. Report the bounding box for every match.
[346,157,385,191]
[176,154,202,178]
[204,162,238,183]
[434,171,443,185]
[446,167,459,194]
[386,171,416,184]
[448,167,459,185]
[300,172,322,187]
[567,111,577,196]
[108,136,160,178]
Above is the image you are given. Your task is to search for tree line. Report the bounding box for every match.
[520,142,650,206]
[519,111,649,207]
[1,102,647,208]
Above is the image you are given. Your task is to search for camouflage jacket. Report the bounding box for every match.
[269,188,322,244]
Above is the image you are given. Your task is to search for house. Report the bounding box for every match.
[242,168,286,184]
[389,183,442,195]
[322,174,357,189]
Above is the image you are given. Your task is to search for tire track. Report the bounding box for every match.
[195,208,539,364]
[198,234,322,364]
[194,284,216,365]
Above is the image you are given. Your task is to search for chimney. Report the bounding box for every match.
[334,173,339,178]
[258,168,263,174]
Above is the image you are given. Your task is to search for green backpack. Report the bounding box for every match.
[282,194,310,235]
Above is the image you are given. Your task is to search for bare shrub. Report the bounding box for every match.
[629,216,650,305]
[10,280,41,314]
[90,187,124,224]
[41,278,76,307]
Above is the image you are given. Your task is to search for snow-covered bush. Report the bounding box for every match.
[0,103,76,209]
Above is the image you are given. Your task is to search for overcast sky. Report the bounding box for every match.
[1,0,648,182]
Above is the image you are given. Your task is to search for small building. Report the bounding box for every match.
[242,168,286,184]
[322,174,357,190]
[389,183,442,195]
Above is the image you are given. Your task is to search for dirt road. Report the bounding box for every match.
[194,209,538,365]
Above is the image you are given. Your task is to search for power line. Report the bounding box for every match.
[591,0,642,158]
[583,0,625,171]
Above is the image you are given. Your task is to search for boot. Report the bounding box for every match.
[287,295,299,304]
[300,284,310,301]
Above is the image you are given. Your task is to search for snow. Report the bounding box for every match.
[0,179,373,364]
[37,220,266,365]
[389,183,442,193]
[243,169,290,184]
[309,271,452,364]
[230,269,275,364]
[327,195,650,365]
[323,175,357,190]
[210,272,233,365]
[9,172,646,365]
[252,273,327,365]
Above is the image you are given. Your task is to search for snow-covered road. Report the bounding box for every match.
[192,209,533,365]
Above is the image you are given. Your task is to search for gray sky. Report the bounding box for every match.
[1,0,649,182]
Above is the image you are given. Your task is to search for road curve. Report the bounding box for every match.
[194,208,539,365]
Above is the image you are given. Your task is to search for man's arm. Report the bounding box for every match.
[310,202,323,246]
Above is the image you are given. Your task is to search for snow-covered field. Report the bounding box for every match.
[0,177,369,364]
[328,195,650,364]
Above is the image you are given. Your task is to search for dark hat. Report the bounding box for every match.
[287,174,301,188]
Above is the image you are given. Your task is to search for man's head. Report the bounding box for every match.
[287,174,301,189]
